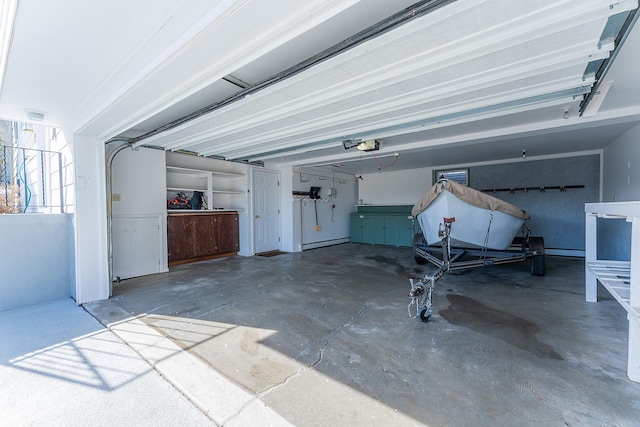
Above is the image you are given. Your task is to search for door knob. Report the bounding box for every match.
[255,215,260,218]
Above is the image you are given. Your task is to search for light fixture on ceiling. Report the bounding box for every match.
[522,149,527,159]
[24,109,46,122]
[563,108,570,119]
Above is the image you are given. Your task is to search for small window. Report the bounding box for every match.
[433,168,469,186]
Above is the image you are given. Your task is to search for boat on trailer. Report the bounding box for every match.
[408,179,544,322]
[411,178,530,250]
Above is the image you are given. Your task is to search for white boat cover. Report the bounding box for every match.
[411,179,530,220]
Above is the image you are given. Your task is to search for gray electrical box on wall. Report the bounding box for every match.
[327,188,337,197]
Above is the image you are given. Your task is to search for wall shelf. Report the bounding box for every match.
[167,186,207,192]
[166,164,246,212]
[481,184,585,193]
[585,201,640,383]
[166,165,244,178]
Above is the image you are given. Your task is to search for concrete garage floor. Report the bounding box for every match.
[85,243,640,426]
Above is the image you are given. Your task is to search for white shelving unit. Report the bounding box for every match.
[585,201,640,382]
[166,165,246,212]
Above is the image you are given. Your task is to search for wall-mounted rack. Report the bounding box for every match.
[481,185,585,194]
[293,195,330,203]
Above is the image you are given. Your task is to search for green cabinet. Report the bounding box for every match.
[350,206,416,247]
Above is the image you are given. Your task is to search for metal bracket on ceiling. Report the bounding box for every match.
[580,7,639,116]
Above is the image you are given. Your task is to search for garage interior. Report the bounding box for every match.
[1,0,640,425]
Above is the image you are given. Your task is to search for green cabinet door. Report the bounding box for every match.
[400,216,416,247]
[361,215,376,244]
[382,216,401,246]
[350,213,364,243]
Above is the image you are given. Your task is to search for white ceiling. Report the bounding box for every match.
[1,0,639,175]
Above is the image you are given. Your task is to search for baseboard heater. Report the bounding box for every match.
[302,237,350,250]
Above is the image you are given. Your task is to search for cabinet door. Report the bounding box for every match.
[217,213,240,253]
[377,217,389,244]
[168,215,195,263]
[361,215,376,244]
[192,215,218,257]
[401,217,416,247]
[383,216,400,247]
[129,217,162,277]
[112,216,131,278]
[350,214,363,243]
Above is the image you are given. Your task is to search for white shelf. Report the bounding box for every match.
[585,201,640,382]
[167,187,207,192]
[586,260,636,315]
[212,190,245,194]
[166,165,244,178]
[167,208,244,214]
[585,201,640,218]
[166,166,209,179]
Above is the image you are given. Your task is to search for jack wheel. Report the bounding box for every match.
[419,309,431,322]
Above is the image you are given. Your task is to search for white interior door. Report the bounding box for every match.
[253,170,280,253]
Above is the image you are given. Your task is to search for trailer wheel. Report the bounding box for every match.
[529,236,545,276]
[419,309,431,322]
[413,233,428,265]
[532,255,545,276]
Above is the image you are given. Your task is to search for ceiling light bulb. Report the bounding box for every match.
[563,108,570,119]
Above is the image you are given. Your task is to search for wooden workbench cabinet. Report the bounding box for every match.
[167,211,239,265]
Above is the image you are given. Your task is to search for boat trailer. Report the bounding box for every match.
[408,217,545,322]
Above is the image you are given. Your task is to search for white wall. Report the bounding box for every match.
[49,129,75,214]
[603,123,640,202]
[0,214,75,311]
[358,167,432,206]
[279,166,295,252]
[112,147,166,215]
[282,167,357,251]
[72,133,109,304]
[598,123,640,260]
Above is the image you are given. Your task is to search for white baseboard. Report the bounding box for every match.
[302,237,350,250]
[545,249,585,257]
